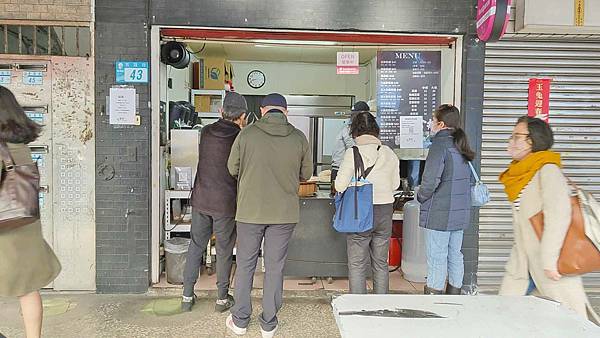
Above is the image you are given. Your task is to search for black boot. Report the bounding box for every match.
[424,285,444,295]
[445,284,461,295]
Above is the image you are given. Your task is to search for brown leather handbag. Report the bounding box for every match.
[0,142,40,232]
[530,187,600,276]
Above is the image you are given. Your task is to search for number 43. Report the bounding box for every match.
[129,69,144,81]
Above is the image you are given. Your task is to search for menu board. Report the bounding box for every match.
[377,51,441,149]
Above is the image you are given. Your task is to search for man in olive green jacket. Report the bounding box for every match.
[226,93,312,337]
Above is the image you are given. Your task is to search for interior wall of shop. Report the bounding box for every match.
[169,47,459,115]
[165,59,370,102]
[230,61,369,99]
[95,0,485,293]
[165,65,190,102]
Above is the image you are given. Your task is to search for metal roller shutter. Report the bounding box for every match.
[480,36,600,294]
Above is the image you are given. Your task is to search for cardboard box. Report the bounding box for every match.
[193,95,211,113]
[192,57,226,90]
[193,95,222,113]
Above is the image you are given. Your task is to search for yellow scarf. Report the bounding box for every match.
[499,151,562,202]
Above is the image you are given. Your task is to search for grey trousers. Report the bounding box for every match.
[346,204,394,294]
[183,211,236,300]
[231,222,295,331]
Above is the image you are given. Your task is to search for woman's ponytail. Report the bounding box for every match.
[434,104,475,161]
[452,128,475,161]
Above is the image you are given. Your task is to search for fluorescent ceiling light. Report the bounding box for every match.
[253,39,337,46]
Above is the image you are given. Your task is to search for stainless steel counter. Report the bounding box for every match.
[284,190,348,278]
[284,189,404,278]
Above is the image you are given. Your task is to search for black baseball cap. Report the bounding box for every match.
[352,101,370,112]
[261,93,287,109]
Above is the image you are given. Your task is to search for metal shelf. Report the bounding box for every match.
[190,89,225,97]
[164,190,192,239]
[165,189,192,199]
[196,112,221,118]
[190,90,225,123]
[165,222,191,233]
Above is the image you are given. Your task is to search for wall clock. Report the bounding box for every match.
[247,70,266,89]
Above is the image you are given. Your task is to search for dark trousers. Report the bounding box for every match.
[183,211,236,300]
[346,204,394,294]
[231,222,295,331]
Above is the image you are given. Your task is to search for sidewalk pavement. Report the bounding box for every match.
[1,291,598,338]
[0,292,341,338]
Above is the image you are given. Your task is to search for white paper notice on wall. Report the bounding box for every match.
[109,87,136,125]
[337,52,360,74]
[400,116,423,148]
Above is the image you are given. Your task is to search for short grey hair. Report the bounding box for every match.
[222,108,246,121]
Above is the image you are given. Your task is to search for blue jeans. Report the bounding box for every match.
[424,229,464,290]
[527,276,536,295]
[407,160,421,188]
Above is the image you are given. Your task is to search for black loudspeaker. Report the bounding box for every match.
[160,41,190,69]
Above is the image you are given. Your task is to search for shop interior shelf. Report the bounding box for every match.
[165,189,192,199]
[164,189,192,239]
[190,89,225,97]
[166,222,191,233]
[196,112,221,118]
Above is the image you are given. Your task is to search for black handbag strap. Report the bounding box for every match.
[352,146,365,180]
[352,145,381,179]
[363,146,381,179]
[348,145,381,220]
[351,146,362,220]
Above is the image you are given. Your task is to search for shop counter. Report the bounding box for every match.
[283,191,348,278]
[283,190,404,279]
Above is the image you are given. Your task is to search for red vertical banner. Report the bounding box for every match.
[528,78,551,123]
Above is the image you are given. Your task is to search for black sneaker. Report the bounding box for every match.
[215,294,235,313]
[181,294,197,312]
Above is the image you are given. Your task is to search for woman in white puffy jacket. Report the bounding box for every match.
[335,111,400,294]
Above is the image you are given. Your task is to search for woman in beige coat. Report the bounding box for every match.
[498,116,599,323]
[0,86,61,338]
[335,111,400,294]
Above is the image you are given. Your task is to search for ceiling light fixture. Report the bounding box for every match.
[253,39,337,46]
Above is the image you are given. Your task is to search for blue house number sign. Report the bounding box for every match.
[115,61,148,83]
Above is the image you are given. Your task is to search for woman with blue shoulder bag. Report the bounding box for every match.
[335,112,400,294]
[417,104,481,295]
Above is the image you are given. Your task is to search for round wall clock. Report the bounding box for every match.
[247,70,266,89]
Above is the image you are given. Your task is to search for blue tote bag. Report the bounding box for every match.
[333,146,379,233]
[469,161,491,207]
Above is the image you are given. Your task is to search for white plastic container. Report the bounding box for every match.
[401,198,427,283]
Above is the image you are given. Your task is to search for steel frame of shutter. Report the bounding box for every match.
[480,35,600,295]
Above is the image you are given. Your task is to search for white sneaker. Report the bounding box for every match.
[226,314,247,336]
[261,325,278,338]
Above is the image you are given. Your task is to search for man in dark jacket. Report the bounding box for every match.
[182,92,247,312]
[225,93,312,337]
